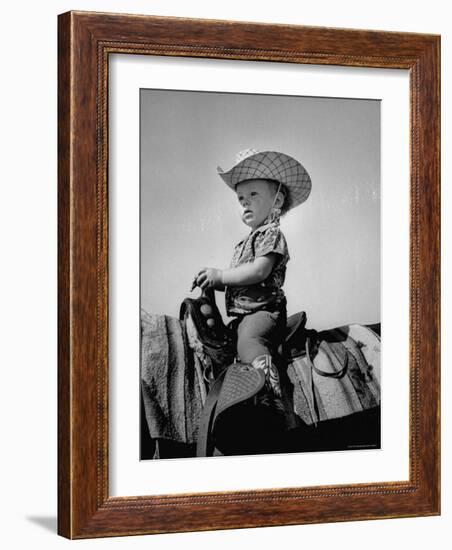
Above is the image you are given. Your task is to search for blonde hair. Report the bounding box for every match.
[265,179,289,216]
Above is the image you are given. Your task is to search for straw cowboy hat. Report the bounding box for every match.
[217,148,312,210]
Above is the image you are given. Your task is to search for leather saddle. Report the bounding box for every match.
[179,289,314,456]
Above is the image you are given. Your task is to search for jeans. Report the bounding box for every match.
[234,304,287,364]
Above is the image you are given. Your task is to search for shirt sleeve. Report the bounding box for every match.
[253,226,290,263]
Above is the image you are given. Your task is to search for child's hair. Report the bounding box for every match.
[265,179,289,217]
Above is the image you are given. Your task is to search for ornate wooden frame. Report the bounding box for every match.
[58,11,440,538]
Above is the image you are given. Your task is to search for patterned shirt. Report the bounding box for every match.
[225,220,290,316]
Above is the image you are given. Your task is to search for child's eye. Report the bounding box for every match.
[251,192,258,196]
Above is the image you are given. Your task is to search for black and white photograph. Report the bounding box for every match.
[140,89,381,460]
[1,0,446,546]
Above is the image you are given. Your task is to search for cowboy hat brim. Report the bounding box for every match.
[217,150,312,210]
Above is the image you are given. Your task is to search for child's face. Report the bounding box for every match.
[235,179,278,230]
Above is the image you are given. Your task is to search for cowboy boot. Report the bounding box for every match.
[250,354,286,417]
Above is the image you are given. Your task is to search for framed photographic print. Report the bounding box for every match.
[58,11,440,538]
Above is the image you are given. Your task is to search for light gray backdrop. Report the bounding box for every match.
[140,89,380,330]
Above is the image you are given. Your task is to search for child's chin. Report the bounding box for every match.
[242,218,255,228]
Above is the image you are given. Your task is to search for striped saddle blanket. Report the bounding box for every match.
[287,324,380,427]
[141,308,380,445]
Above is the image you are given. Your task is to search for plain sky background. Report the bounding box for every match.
[141,89,380,329]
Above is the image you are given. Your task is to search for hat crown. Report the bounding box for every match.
[218,148,312,211]
[235,148,261,164]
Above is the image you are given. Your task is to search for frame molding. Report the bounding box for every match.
[58,11,440,538]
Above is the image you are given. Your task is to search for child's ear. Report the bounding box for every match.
[275,191,285,208]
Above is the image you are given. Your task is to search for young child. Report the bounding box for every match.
[195,149,311,415]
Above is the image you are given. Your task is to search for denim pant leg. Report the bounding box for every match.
[236,308,286,364]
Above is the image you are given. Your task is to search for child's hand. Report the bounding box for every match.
[195,267,223,290]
